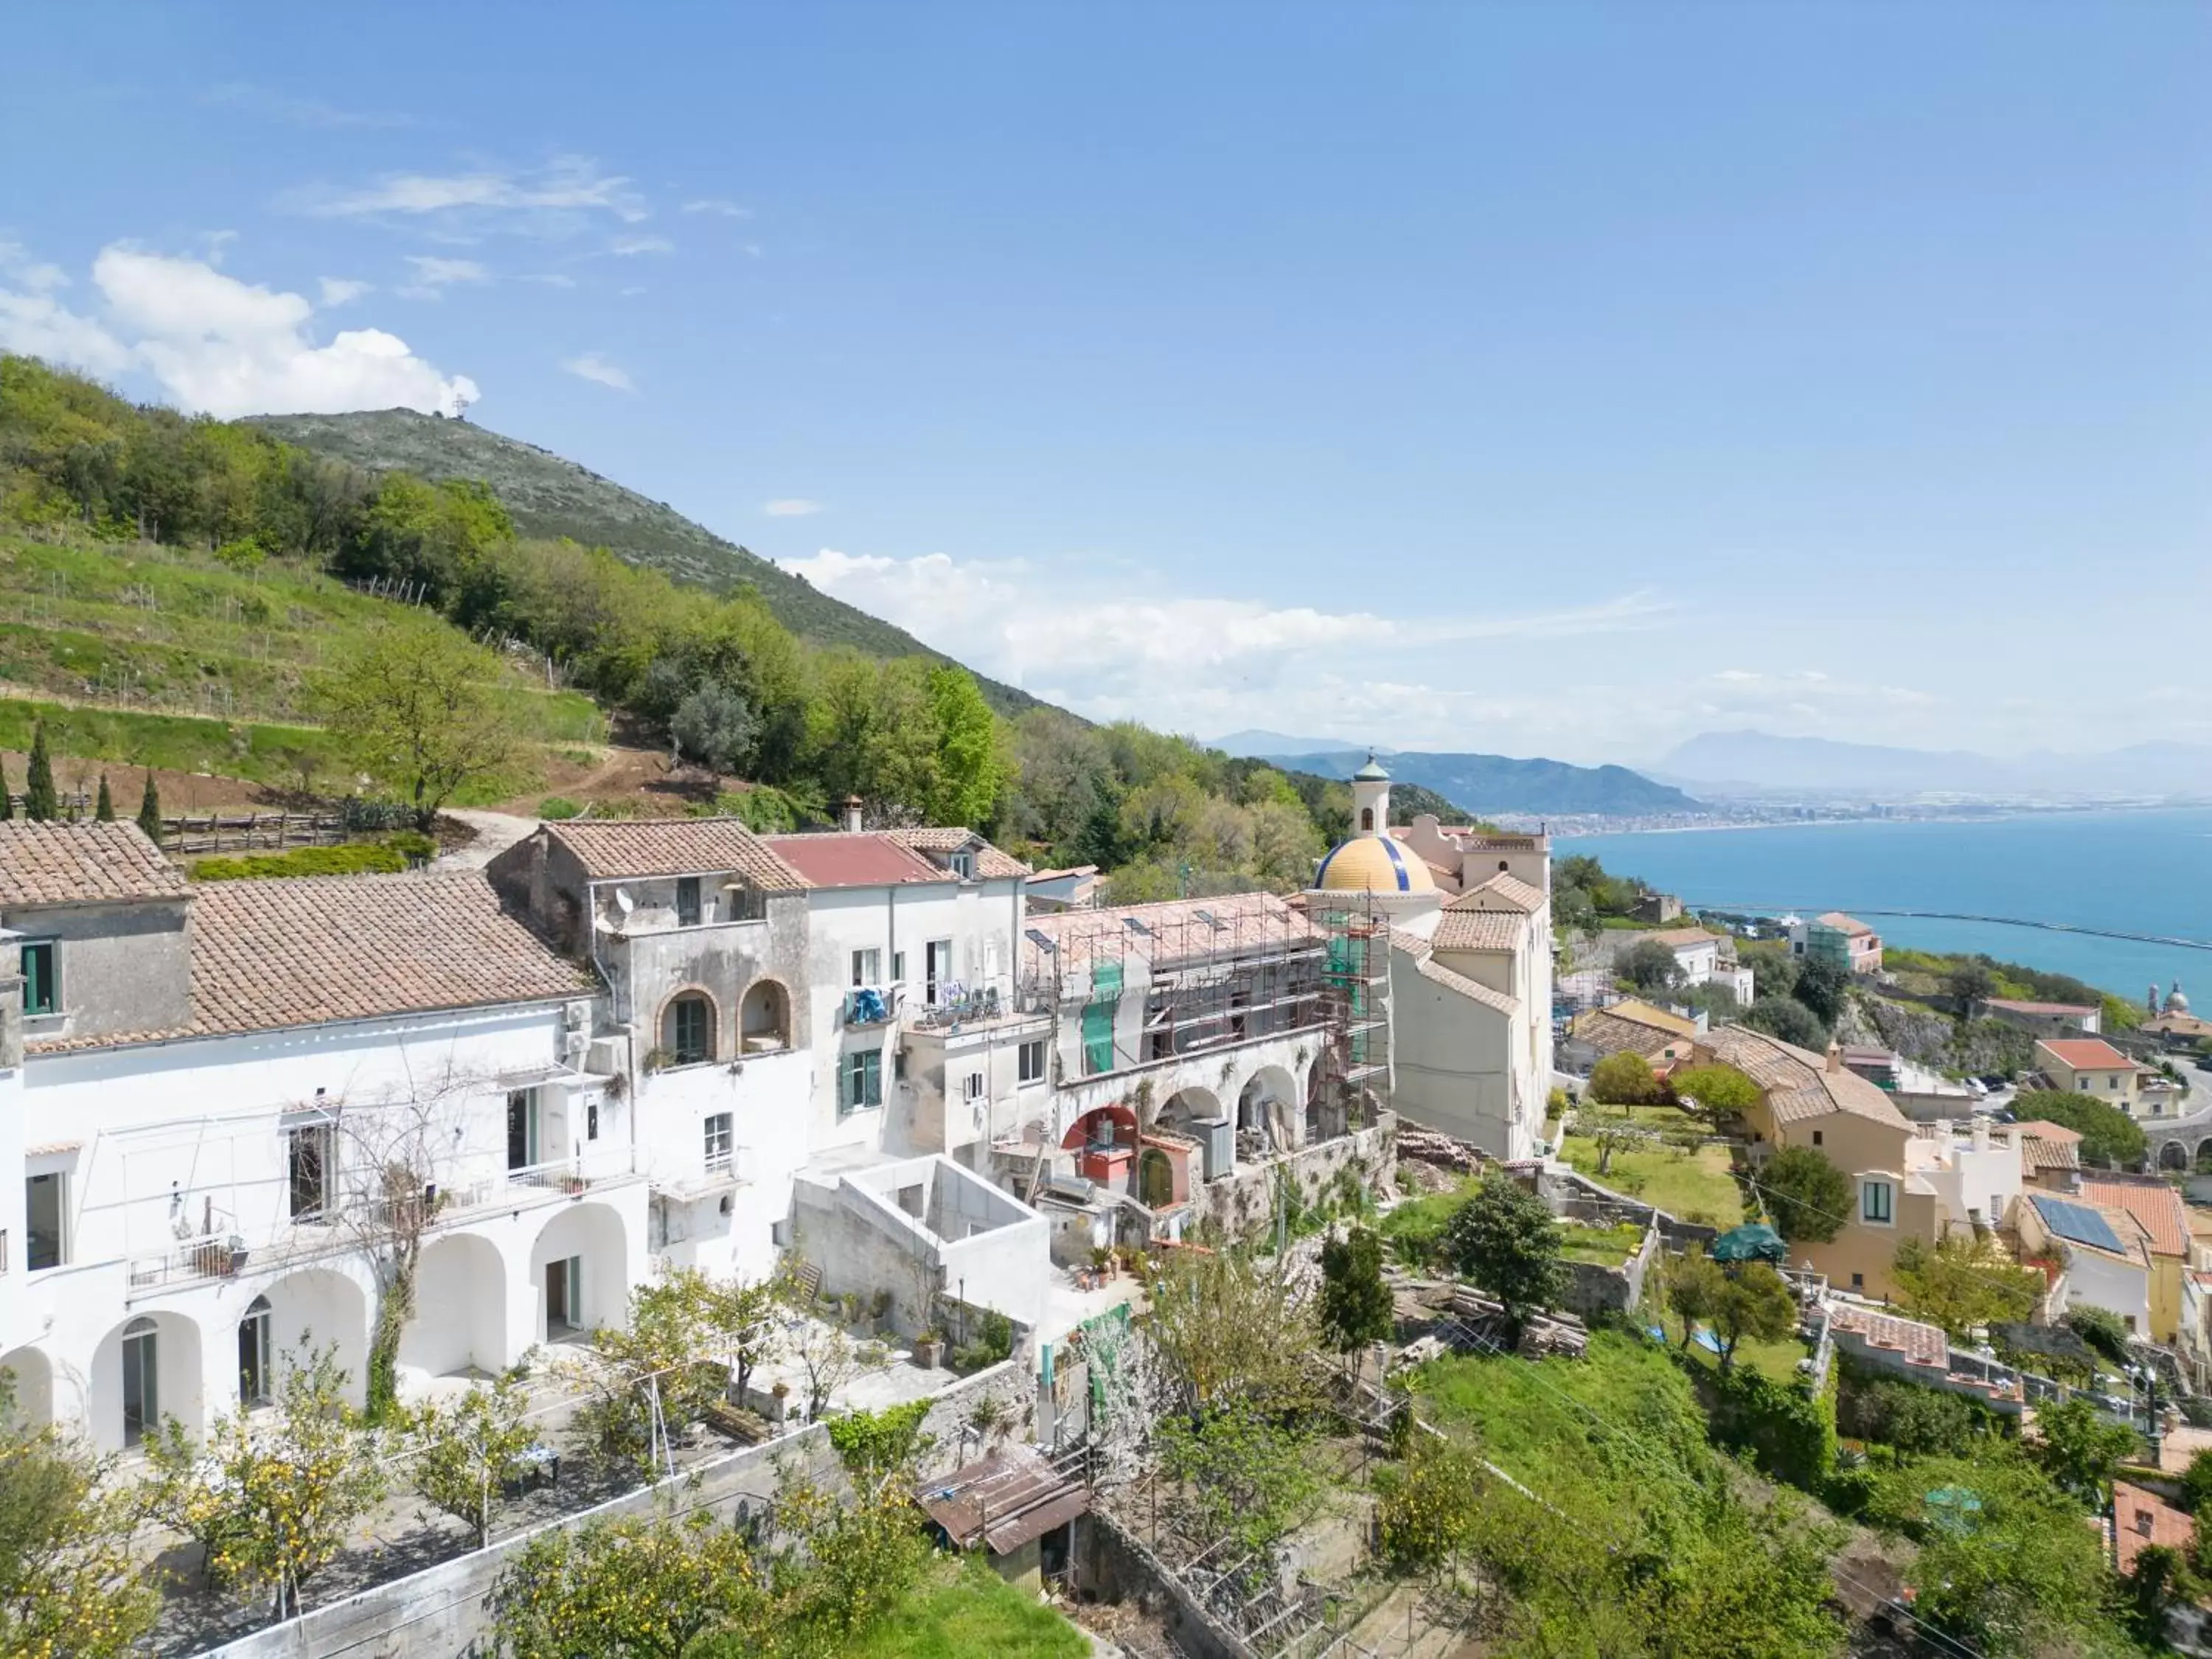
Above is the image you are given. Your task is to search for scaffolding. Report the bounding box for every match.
[1310,892,1394,1136]
[1018,892,1335,1088]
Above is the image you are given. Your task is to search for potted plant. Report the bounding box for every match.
[1090,1245,1115,1280]
[768,1380,790,1423]
[914,1330,945,1368]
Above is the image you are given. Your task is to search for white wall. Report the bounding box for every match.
[2063,1248,2153,1335]
[1389,954,1527,1159]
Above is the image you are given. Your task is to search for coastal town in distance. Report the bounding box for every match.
[2,5,2205,1658]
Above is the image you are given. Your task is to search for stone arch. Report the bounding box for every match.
[88,1310,203,1450]
[740,978,792,1052]
[0,1345,55,1427]
[253,1267,373,1411]
[1239,1064,1301,1147]
[656,984,721,1066]
[530,1201,629,1341]
[401,1232,510,1379]
[1160,1084,1222,1135]
[2160,1139,2188,1172]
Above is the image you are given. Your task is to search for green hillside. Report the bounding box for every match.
[248,408,1043,718]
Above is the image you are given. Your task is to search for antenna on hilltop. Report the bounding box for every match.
[451,389,474,423]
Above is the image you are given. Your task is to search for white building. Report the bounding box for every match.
[1,824,636,1451]
[1304,761,1556,1161]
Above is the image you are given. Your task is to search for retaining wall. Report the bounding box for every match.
[1194,1114,1397,1240]
[203,1360,1033,1659]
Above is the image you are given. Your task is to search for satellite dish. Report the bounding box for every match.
[614,888,636,915]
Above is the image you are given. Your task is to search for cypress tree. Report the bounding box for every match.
[95,774,115,821]
[136,770,163,844]
[24,724,58,821]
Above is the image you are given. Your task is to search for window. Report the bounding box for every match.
[675,877,702,928]
[1359,807,1374,831]
[950,849,975,880]
[1850,1272,1865,1291]
[891,950,906,985]
[925,939,953,1004]
[851,947,881,988]
[19,939,56,1016]
[703,1112,733,1172]
[841,1049,883,1114]
[963,1071,985,1102]
[238,1296,272,1406]
[2108,1075,2121,1090]
[665,994,714,1065]
[24,1172,64,1270]
[1860,1180,1894,1225]
[121,1318,158,1447]
[1811,1130,1823,1147]
[586,1098,600,1141]
[1018,1039,1046,1085]
[2079,1077,2092,1091]
[286,1124,331,1220]
[507,1089,540,1171]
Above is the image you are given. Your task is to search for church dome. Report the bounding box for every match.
[1315,832,1434,894]
[2170,983,2191,1015]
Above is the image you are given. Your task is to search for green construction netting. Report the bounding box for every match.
[1082,959,1123,1074]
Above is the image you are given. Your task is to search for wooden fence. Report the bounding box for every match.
[160,812,347,855]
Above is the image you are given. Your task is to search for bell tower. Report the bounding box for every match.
[1351,753,1391,835]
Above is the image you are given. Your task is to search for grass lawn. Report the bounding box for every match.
[1651,1310,1810,1385]
[1556,1133,1744,1229]
[850,1554,1087,1659]
[1557,1220,1646,1266]
[1379,1180,1478,1266]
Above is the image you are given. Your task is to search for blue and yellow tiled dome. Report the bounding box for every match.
[1315,832,1433,894]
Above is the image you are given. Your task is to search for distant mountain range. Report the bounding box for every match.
[1658,729,2212,800]
[1220,742,1700,818]
[249,408,1047,718]
[1211,729,1399,760]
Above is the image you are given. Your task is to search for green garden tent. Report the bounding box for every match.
[1709,1223,1787,1265]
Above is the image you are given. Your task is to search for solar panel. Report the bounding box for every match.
[2032,1196,2124,1254]
[1122,917,1153,937]
[1024,929,1058,953]
[1193,908,1227,932]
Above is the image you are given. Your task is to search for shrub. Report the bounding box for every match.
[191,841,408,881]
[1837,1368,2004,1458]
[1703,1359,1836,1491]
[538,796,582,820]
[1588,1051,1661,1106]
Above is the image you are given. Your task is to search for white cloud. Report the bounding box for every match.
[0,243,478,418]
[0,240,68,293]
[561,352,633,392]
[763,498,824,518]
[517,273,577,288]
[405,255,489,286]
[776,546,1670,745]
[608,236,674,257]
[293,156,649,237]
[681,198,751,218]
[318,276,372,307]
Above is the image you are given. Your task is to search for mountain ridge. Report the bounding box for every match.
[1257,746,1699,817]
[247,408,1047,719]
[1660,728,2212,799]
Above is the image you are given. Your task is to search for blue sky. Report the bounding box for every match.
[4,3,2206,763]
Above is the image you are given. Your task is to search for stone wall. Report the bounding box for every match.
[1540,1163,1719,1251]
[1083,1509,1255,1659]
[1559,1222,1659,1321]
[204,1360,1033,1659]
[1194,1113,1396,1239]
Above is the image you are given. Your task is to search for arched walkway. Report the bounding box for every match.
[530,1203,629,1341]
[2161,1140,2188,1172]
[740,979,791,1052]
[2197,1140,2212,1174]
[401,1233,510,1377]
[1160,1085,1222,1135]
[1062,1104,1136,1151]
[254,1268,372,1409]
[88,1310,203,1450]
[0,1345,55,1427]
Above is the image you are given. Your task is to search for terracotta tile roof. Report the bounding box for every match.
[2017,1135,2081,1175]
[1814,911,1874,936]
[1391,930,1516,1015]
[546,818,804,888]
[2036,1037,2135,1072]
[1986,998,2098,1017]
[1826,1302,1949,1370]
[880,827,1032,880]
[188,873,592,1038]
[2114,1483,2196,1577]
[1602,998,1700,1038]
[1444,872,1545,914]
[1641,927,1722,949]
[1026,864,1099,882]
[1431,908,1528,953]
[1571,1006,1695,1060]
[1702,1025,1913,1130]
[0,821,187,907]
[2079,1176,2192,1259]
[759,832,947,888]
[2005,1119,2084,1146]
[1022,891,1318,975]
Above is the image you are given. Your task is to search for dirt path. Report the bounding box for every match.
[434,807,540,871]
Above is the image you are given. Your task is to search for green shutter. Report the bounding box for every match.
[20,942,55,1016]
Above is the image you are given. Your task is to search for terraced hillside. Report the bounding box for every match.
[250,408,1044,717]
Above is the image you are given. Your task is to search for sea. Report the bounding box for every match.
[1557,807,2212,1004]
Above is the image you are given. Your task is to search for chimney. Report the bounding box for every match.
[840,796,864,835]
[1825,1040,1842,1074]
[1972,1117,1991,1152]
